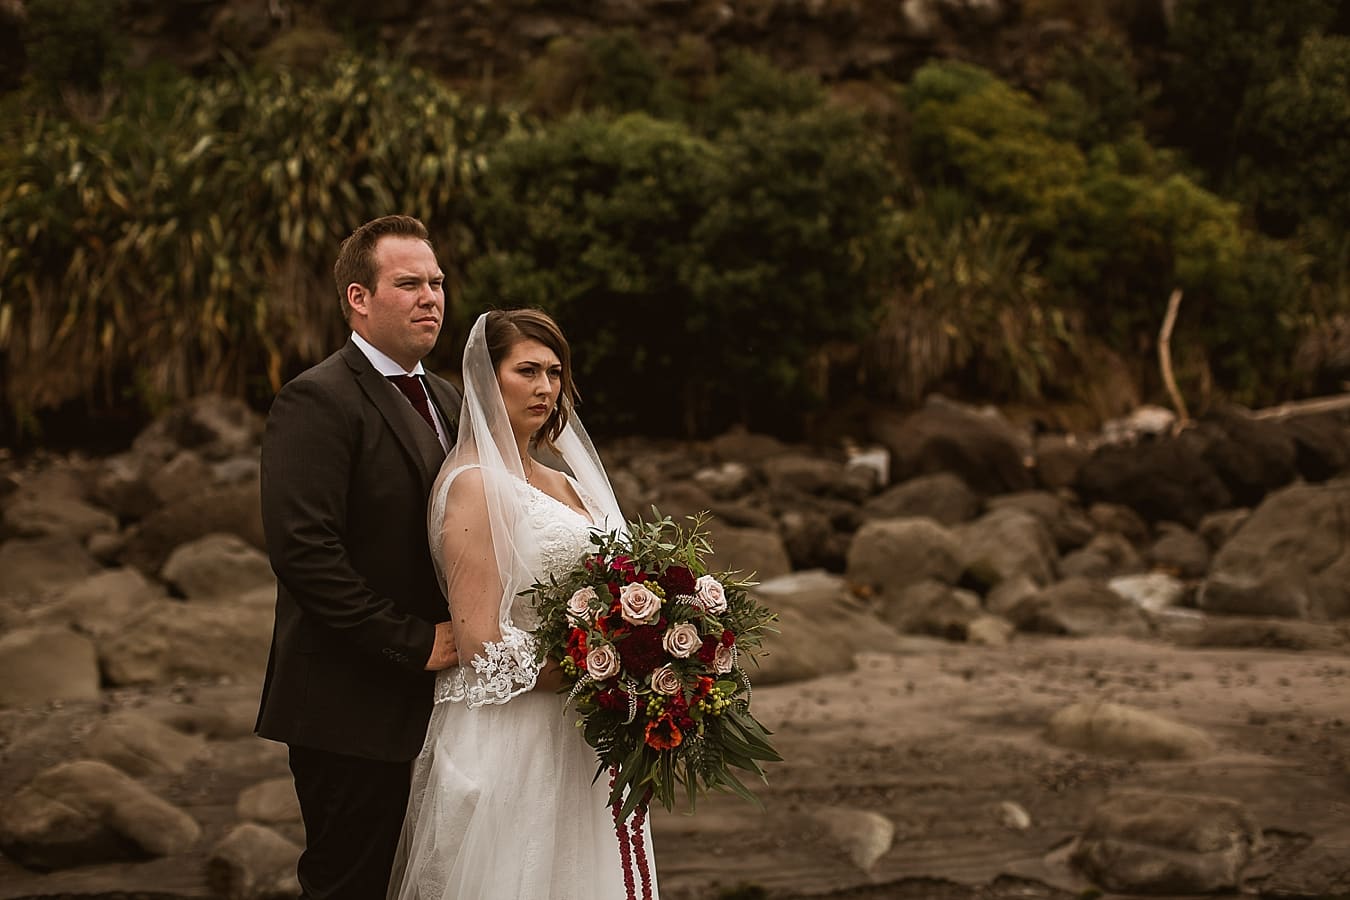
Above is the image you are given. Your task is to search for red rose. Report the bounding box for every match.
[658,565,697,596]
[698,636,718,665]
[721,629,735,647]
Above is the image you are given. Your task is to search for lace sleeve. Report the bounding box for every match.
[433,466,542,708]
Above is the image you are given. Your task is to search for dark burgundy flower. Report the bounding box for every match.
[617,623,667,678]
[658,565,697,596]
[698,636,718,665]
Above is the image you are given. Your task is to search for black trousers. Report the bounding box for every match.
[288,744,412,900]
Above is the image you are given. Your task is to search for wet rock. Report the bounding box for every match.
[862,472,979,527]
[763,454,873,503]
[86,712,208,777]
[1071,789,1258,893]
[0,626,100,708]
[30,567,167,638]
[956,507,1057,589]
[870,399,1033,496]
[161,532,274,600]
[704,524,792,581]
[236,778,301,824]
[120,479,265,574]
[987,490,1094,551]
[1148,522,1209,578]
[810,806,893,873]
[1058,532,1144,580]
[1076,433,1232,527]
[846,518,963,595]
[206,822,301,900]
[1011,578,1150,638]
[0,759,201,871]
[98,586,274,686]
[1199,410,1298,507]
[2,495,117,543]
[0,536,101,600]
[1046,701,1212,760]
[751,571,903,684]
[1204,480,1350,620]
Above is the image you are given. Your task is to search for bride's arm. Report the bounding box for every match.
[440,469,540,706]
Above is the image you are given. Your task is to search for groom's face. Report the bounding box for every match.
[347,236,445,371]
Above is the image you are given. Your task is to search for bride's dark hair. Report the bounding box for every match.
[484,308,578,452]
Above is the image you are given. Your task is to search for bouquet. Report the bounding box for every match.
[529,512,780,897]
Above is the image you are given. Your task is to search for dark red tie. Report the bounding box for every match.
[388,374,436,433]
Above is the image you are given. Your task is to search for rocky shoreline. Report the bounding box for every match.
[1,394,1348,898]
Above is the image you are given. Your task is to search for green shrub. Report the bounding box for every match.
[466,106,893,434]
[21,0,127,98]
[904,59,1310,404]
[0,54,513,426]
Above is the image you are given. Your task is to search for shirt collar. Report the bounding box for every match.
[351,331,426,378]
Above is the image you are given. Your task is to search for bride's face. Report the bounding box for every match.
[497,338,563,441]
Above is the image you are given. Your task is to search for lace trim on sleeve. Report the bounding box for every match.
[433,625,540,708]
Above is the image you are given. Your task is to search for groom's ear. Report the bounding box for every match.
[347,282,370,318]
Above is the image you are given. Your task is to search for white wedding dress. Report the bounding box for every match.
[388,468,658,900]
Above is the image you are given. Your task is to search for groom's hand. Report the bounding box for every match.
[424,621,457,671]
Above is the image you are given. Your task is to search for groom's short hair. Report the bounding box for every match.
[334,215,434,320]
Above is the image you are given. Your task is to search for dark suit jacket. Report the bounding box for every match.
[256,338,461,762]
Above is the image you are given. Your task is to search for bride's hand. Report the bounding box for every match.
[535,658,565,693]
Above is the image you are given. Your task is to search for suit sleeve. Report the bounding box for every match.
[260,376,436,671]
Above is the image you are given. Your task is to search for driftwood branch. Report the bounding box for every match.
[1251,393,1350,420]
[1158,288,1189,428]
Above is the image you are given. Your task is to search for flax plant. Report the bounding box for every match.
[0,55,515,427]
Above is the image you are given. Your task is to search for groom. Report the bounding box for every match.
[256,215,460,899]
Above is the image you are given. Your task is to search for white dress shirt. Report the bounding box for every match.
[351,331,449,450]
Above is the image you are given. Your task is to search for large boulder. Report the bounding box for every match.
[98,586,274,685]
[237,778,302,824]
[0,536,101,600]
[0,626,101,708]
[762,454,873,503]
[1058,532,1144,580]
[955,507,1057,589]
[1010,578,1151,638]
[705,524,792,581]
[86,712,208,777]
[1201,480,1350,620]
[207,823,302,900]
[160,532,275,600]
[1148,521,1210,578]
[120,479,264,574]
[2,495,117,543]
[869,399,1033,496]
[1076,433,1232,528]
[1197,410,1299,506]
[1281,413,1350,481]
[30,567,167,638]
[749,571,903,684]
[1046,701,1213,760]
[861,472,979,526]
[1071,789,1258,894]
[846,518,963,596]
[0,759,200,871]
[879,580,983,640]
[986,491,1094,552]
[132,393,263,462]
[148,449,215,506]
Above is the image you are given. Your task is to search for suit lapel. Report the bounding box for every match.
[424,374,461,446]
[340,340,445,487]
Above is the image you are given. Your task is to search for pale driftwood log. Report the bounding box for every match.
[1251,393,1350,420]
[1158,288,1189,429]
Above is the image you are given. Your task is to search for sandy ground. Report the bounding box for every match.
[2,631,1348,900]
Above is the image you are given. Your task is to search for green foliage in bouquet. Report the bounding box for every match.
[0,53,512,427]
[529,513,780,819]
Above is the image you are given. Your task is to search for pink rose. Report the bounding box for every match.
[661,622,702,659]
[619,582,662,625]
[713,642,735,675]
[694,575,727,614]
[567,586,598,625]
[585,643,620,680]
[650,664,682,696]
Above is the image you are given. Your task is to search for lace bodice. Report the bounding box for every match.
[433,470,598,708]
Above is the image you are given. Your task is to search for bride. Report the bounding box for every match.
[388,309,658,899]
